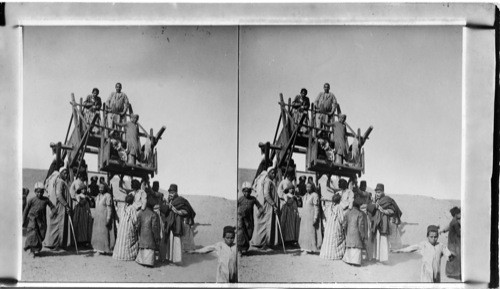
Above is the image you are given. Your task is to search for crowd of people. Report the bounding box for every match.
[238,164,462,282]
[23,170,238,282]
[24,166,197,265]
[236,83,461,283]
[24,170,240,282]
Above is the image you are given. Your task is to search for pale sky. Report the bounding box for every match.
[23,26,462,201]
[23,26,238,199]
[238,26,462,200]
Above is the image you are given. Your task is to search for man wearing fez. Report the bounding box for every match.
[162,184,196,264]
[367,183,402,263]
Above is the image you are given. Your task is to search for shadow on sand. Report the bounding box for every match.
[246,244,302,257]
[155,246,217,268]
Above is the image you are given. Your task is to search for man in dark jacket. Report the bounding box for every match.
[136,196,160,267]
[342,199,366,266]
[162,184,196,264]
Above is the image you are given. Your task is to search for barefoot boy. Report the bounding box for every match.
[23,182,56,258]
[237,181,263,256]
[188,226,237,283]
[392,225,454,283]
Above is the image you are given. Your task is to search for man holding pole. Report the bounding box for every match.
[43,166,74,251]
[250,166,282,251]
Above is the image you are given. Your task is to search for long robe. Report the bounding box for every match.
[164,196,196,263]
[399,241,452,283]
[125,121,141,158]
[331,121,349,157]
[91,193,116,253]
[70,180,92,243]
[278,179,300,242]
[298,193,322,252]
[250,174,279,247]
[445,218,461,278]
[43,177,73,249]
[320,204,345,260]
[197,242,237,283]
[371,194,402,262]
[72,196,93,243]
[112,204,139,261]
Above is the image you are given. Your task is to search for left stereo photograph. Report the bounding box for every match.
[21,26,238,283]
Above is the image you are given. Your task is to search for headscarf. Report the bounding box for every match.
[241,181,252,191]
[34,181,45,192]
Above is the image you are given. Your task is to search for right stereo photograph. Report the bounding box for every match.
[237,25,462,283]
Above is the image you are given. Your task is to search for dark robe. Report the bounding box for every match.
[163,196,196,238]
[446,218,461,278]
[23,196,55,251]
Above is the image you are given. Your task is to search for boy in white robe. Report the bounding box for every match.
[188,226,237,283]
[392,225,454,282]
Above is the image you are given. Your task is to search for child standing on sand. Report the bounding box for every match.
[23,182,56,258]
[188,226,237,283]
[392,225,454,283]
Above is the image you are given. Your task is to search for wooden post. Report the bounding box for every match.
[79,97,83,130]
[64,114,73,146]
[311,103,316,138]
[264,142,270,169]
[56,142,62,169]
[279,93,288,134]
[71,93,79,133]
[361,126,373,147]
[103,103,108,138]
[287,97,292,131]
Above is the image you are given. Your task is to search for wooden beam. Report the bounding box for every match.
[70,113,98,168]
[71,93,79,132]
[50,143,73,151]
[361,126,373,147]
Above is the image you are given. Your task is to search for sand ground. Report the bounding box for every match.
[21,194,236,283]
[238,194,461,283]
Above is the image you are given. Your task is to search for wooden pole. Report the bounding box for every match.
[361,126,374,146]
[275,212,287,254]
[64,114,73,146]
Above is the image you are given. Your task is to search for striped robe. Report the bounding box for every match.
[112,205,139,260]
[320,204,346,260]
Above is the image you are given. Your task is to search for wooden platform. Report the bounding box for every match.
[307,158,362,178]
[100,159,155,178]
